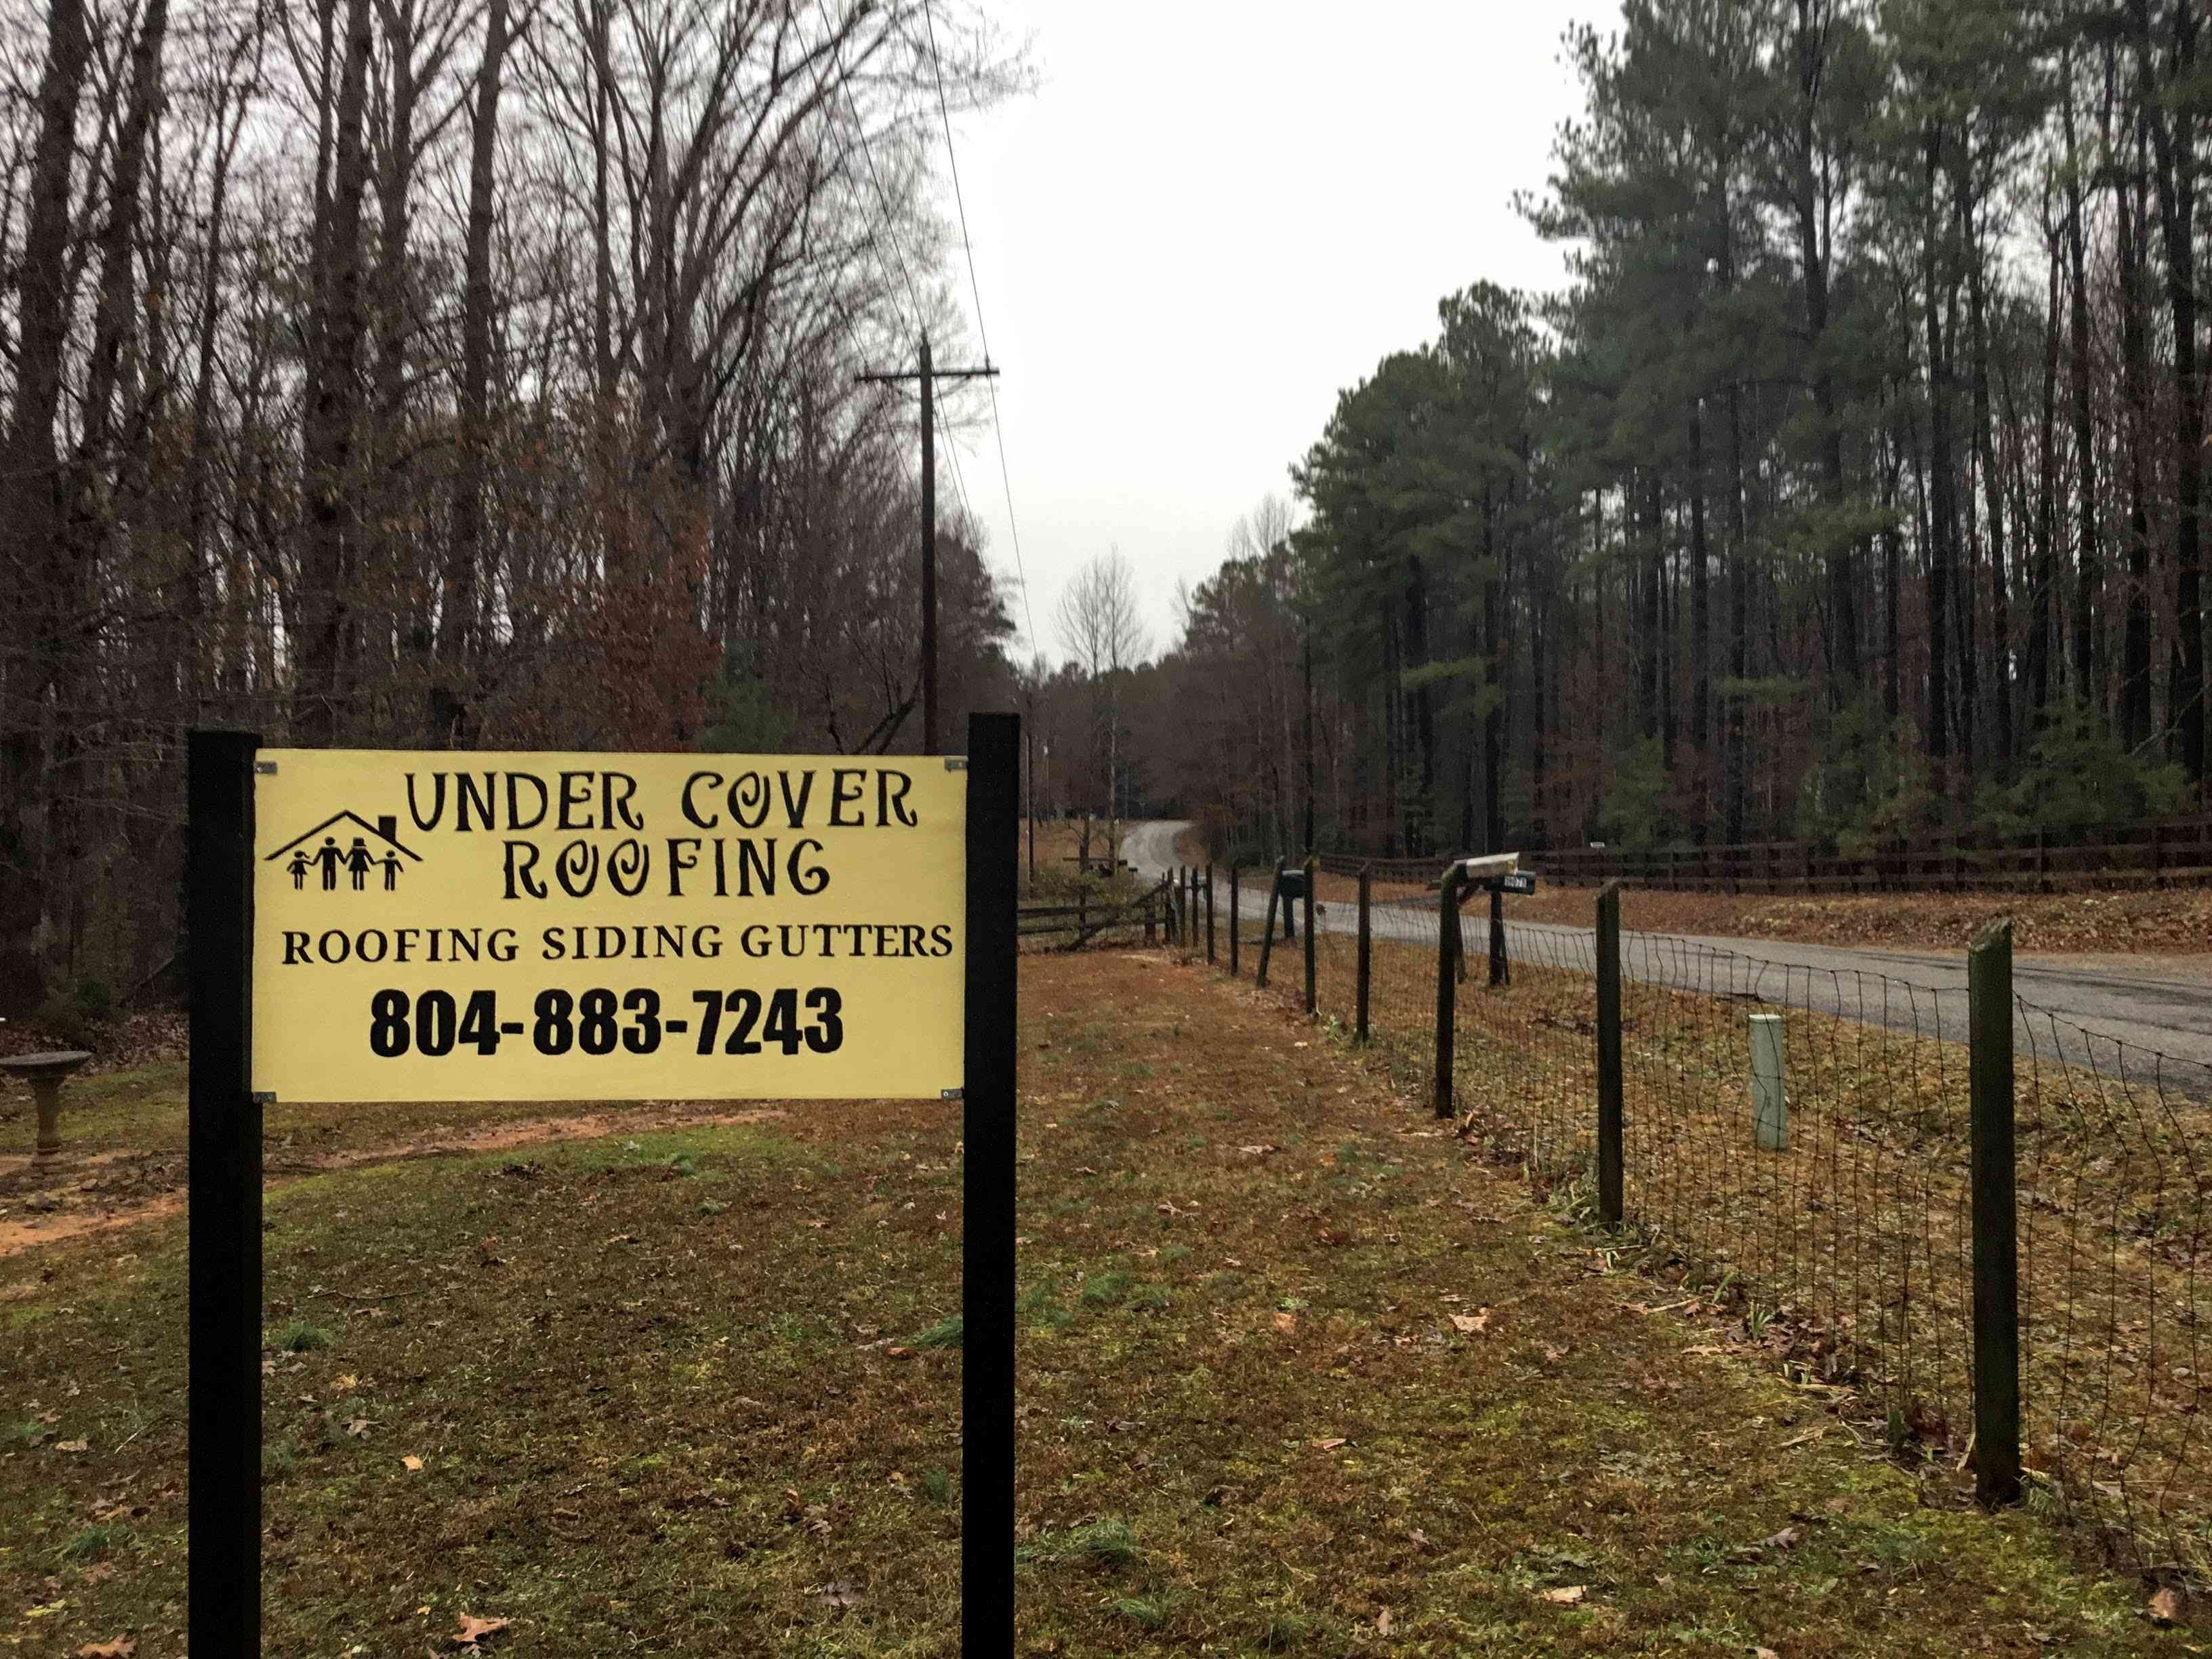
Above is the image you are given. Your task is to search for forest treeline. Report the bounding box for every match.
[1151,0,2212,867]
[0,0,1031,1015]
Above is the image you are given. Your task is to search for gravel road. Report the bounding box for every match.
[1119,819,2212,1080]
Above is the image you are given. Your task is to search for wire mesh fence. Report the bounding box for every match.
[2013,1005,2212,1572]
[1175,860,2212,1579]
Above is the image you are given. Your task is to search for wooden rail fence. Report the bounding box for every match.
[1315,815,2212,895]
[1017,880,1168,948]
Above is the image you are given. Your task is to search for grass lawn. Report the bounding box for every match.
[0,951,2193,1655]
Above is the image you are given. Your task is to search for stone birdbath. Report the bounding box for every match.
[1,1050,94,1158]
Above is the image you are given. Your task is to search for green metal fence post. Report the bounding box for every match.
[1434,863,1465,1119]
[1969,917,2022,1508]
[1206,863,1216,964]
[1256,872,1281,989]
[1355,865,1372,1043]
[1595,880,1624,1227]
[1303,855,1317,1017]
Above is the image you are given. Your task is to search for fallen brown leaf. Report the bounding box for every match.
[1272,1311,1297,1334]
[2148,1586,2184,1625]
[1540,1585,1586,1605]
[77,1641,135,1657]
[1309,1436,1347,1450]
[453,1612,512,1647]
[1729,1526,1800,1565]
[401,1454,424,1472]
[1450,1310,1490,1334]
[1375,1607,1394,1636]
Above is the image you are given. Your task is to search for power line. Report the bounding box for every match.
[922,3,994,367]
[943,422,975,522]
[816,9,988,539]
[858,344,1000,754]
[920,1,1038,659]
[813,0,926,348]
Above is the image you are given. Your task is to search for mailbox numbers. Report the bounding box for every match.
[367,987,844,1059]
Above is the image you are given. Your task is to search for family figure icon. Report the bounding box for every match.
[286,836,405,893]
[266,810,422,896]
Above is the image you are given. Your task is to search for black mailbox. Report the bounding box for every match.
[1275,866,1309,898]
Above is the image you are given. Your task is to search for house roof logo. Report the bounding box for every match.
[266,812,423,895]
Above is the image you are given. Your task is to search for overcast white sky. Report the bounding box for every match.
[933,0,1623,664]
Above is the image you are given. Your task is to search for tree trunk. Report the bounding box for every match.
[1796,0,1858,696]
[2135,0,2204,788]
[1967,201,2011,775]
[1923,119,1954,771]
[1639,472,1662,745]
[438,0,513,741]
[1725,393,1750,843]
[1483,482,1505,855]
[1689,398,1711,832]
[0,0,93,1012]
[295,0,377,745]
[2118,114,2156,750]
[2030,205,2059,722]
[2063,68,2101,707]
[1405,556,1436,854]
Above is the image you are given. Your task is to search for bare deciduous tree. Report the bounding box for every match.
[1057,548,1150,858]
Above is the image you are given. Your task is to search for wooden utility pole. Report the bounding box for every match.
[858,336,999,753]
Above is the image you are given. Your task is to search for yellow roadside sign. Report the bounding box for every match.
[250,750,966,1103]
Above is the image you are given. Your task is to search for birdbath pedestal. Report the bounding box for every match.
[2,1050,94,1158]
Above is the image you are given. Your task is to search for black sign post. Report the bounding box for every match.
[962,712,1018,1656]
[187,729,261,1655]
[186,721,1021,1654]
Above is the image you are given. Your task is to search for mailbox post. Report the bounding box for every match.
[1447,855,1536,991]
[1276,863,1305,942]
